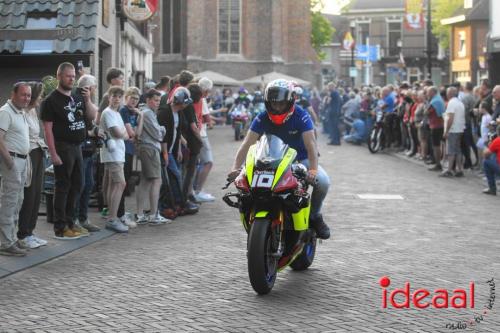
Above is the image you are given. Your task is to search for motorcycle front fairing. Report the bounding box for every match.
[238,135,310,232]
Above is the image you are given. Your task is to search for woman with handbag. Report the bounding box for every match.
[17,82,49,249]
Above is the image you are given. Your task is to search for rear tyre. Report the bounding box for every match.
[247,219,277,294]
[290,236,317,271]
[235,125,241,141]
[368,127,382,153]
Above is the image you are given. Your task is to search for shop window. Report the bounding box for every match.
[458,31,466,58]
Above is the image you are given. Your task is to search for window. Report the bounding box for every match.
[162,0,181,54]
[22,12,57,54]
[458,31,466,58]
[218,0,240,54]
[356,23,370,45]
[387,21,402,56]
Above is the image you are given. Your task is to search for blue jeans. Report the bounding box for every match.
[329,111,341,144]
[297,159,330,217]
[483,155,500,191]
[76,154,94,221]
[344,133,363,144]
[168,153,183,203]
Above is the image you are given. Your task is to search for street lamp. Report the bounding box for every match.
[350,21,356,87]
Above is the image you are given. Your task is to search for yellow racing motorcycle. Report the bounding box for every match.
[223,135,317,294]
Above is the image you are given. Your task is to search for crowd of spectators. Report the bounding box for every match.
[0,64,219,256]
[317,78,500,195]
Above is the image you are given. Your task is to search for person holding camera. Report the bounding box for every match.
[73,74,101,232]
[41,62,97,240]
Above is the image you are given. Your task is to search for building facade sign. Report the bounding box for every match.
[122,0,158,22]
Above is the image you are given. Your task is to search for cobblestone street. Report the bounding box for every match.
[0,126,499,332]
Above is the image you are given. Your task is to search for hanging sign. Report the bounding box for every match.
[122,0,158,22]
[343,31,355,50]
[404,0,424,30]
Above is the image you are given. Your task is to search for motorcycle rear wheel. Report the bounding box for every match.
[368,127,382,153]
[290,235,317,271]
[235,125,241,141]
[247,219,278,295]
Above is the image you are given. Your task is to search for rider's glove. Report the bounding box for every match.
[306,169,318,185]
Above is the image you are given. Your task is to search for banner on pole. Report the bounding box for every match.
[404,0,424,30]
[343,31,355,50]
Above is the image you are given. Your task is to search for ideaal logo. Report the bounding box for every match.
[379,276,495,330]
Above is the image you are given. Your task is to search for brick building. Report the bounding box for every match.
[151,0,318,88]
[343,0,448,86]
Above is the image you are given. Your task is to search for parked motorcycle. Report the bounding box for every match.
[223,135,318,295]
[368,109,385,153]
[230,104,250,141]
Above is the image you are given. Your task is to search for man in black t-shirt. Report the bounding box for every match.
[41,62,97,240]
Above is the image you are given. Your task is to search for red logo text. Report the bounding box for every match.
[380,276,475,309]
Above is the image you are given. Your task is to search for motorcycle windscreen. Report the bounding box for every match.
[253,134,289,168]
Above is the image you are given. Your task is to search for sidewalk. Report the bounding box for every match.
[0,206,115,278]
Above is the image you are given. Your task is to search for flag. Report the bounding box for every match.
[343,31,355,50]
[399,52,406,67]
[404,0,424,30]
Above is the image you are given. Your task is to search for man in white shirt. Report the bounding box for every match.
[193,77,215,202]
[0,82,31,256]
[440,86,466,177]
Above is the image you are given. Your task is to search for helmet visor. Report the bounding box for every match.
[265,87,289,103]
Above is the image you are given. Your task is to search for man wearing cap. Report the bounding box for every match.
[157,86,199,215]
[0,82,31,256]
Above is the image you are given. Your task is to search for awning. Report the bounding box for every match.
[194,70,242,86]
[243,71,311,87]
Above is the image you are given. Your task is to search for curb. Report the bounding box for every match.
[0,229,115,279]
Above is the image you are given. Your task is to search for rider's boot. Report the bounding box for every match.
[309,214,330,240]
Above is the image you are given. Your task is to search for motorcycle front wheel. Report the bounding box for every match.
[247,219,278,295]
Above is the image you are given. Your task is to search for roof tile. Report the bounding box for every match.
[0,0,98,54]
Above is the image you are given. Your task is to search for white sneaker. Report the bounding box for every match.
[19,236,41,249]
[31,235,48,246]
[120,215,137,228]
[148,214,172,225]
[135,214,149,225]
[105,219,129,233]
[195,191,215,202]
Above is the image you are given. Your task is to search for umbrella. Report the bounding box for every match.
[194,70,242,86]
[243,71,311,87]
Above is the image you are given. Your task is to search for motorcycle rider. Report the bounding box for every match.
[233,87,252,109]
[228,79,331,239]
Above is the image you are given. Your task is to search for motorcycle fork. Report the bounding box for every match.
[270,210,285,259]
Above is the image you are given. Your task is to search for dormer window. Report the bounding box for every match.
[22,12,57,54]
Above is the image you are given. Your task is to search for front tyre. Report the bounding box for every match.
[247,219,278,294]
[290,236,317,271]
